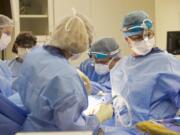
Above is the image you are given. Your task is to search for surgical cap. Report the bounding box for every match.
[0,14,13,28]
[49,12,94,54]
[122,10,153,37]
[122,10,149,28]
[90,37,119,55]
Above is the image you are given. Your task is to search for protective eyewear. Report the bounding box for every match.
[89,49,120,59]
[88,52,108,59]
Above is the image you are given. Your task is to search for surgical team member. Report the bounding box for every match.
[8,32,37,108]
[0,14,14,97]
[108,10,180,135]
[80,37,121,95]
[13,12,113,133]
[8,32,37,82]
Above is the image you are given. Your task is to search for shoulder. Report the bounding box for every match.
[147,51,178,65]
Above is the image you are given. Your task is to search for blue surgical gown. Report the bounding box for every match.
[5,58,24,108]
[7,58,22,84]
[80,59,111,94]
[13,46,100,132]
[108,48,180,135]
[0,60,13,97]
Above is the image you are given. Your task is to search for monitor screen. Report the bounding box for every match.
[167,31,180,55]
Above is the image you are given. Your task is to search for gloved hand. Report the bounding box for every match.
[88,103,113,123]
[77,69,91,95]
[136,121,179,135]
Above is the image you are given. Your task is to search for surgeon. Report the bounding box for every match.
[8,32,37,82]
[0,14,14,97]
[7,32,37,108]
[13,11,113,133]
[80,37,121,95]
[107,10,180,135]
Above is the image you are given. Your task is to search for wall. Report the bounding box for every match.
[53,0,155,65]
[155,0,180,54]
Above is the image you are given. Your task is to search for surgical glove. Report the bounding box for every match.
[136,121,179,135]
[77,69,91,95]
[89,103,113,123]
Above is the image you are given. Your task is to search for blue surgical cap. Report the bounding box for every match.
[122,10,153,37]
[122,10,149,28]
[90,37,120,57]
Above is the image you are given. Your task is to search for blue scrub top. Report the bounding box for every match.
[0,60,13,97]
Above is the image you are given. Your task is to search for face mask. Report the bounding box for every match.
[18,48,29,59]
[95,58,114,75]
[0,33,11,50]
[70,53,81,60]
[95,64,109,75]
[131,37,155,56]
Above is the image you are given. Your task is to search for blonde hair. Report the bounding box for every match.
[49,12,94,54]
